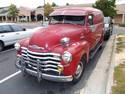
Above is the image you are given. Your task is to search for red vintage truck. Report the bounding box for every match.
[15,7,104,84]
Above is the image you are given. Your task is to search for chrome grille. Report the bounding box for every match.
[21,47,62,75]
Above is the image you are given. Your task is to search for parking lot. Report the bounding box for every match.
[0,24,124,94]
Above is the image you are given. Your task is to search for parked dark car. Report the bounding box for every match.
[104,17,113,40]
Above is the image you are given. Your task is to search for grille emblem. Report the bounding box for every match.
[45,43,48,49]
[29,45,45,50]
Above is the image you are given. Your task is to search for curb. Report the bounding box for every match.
[106,35,117,94]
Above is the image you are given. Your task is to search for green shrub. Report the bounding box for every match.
[119,23,125,27]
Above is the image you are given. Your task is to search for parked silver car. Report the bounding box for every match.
[0,23,43,51]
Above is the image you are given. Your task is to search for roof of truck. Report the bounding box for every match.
[50,7,102,16]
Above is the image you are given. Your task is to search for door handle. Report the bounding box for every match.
[80,33,85,39]
[0,35,4,37]
[80,36,85,39]
[16,33,20,35]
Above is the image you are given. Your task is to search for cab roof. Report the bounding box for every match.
[50,7,102,16]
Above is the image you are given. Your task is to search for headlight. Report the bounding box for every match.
[60,37,70,47]
[14,43,20,50]
[62,51,72,64]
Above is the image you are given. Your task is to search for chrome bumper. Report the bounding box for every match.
[16,57,73,82]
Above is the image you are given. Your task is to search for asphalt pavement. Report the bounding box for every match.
[0,24,124,94]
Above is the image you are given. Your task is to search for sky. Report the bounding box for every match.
[0,0,125,8]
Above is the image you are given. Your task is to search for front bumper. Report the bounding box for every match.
[16,57,73,82]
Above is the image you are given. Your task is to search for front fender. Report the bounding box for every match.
[17,38,30,55]
[63,41,90,76]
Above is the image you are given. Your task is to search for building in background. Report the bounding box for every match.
[0,6,32,22]
[35,7,44,21]
[18,7,32,22]
[0,4,125,24]
[0,7,10,21]
[114,4,125,24]
[0,6,44,22]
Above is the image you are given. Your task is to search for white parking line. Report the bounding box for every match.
[0,48,15,54]
[0,71,21,84]
[80,88,85,94]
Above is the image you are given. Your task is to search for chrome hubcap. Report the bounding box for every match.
[75,61,83,79]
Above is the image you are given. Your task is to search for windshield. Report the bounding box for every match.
[49,15,85,25]
[104,17,110,24]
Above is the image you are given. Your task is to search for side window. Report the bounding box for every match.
[0,26,4,33]
[88,15,94,25]
[11,25,23,31]
[1,25,12,33]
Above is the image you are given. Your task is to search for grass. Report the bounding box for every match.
[112,63,125,94]
[116,37,125,53]
[112,35,125,94]
[119,23,125,27]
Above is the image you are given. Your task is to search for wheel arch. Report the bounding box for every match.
[0,40,4,47]
[80,43,90,64]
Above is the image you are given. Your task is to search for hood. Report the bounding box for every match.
[29,24,83,51]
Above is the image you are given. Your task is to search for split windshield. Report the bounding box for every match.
[49,15,85,25]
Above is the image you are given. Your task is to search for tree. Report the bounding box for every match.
[8,4,19,21]
[66,3,70,6]
[44,3,54,18]
[52,2,57,7]
[93,0,117,18]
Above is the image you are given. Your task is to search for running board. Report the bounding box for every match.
[89,43,102,60]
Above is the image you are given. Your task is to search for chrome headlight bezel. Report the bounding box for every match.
[60,37,70,47]
[62,51,72,64]
[14,42,20,51]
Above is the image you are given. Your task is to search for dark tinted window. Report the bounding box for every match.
[11,25,23,31]
[104,17,110,24]
[50,15,85,25]
[50,16,64,24]
[65,16,85,25]
[0,26,3,33]
[0,25,12,33]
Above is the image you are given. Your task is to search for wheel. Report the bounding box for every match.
[99,34,104,50]
[110,30,112,35]
[72,56,86,84]
[0,41,4,52]
[99,42,103,50]
[104,33,110,41]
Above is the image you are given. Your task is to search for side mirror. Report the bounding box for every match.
[23,28,26,31]
[88,15,94,25]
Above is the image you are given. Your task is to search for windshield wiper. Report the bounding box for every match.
[50,22,63,25]
[64,22,77,25]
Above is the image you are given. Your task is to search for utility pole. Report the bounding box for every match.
[43,0,45,23]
